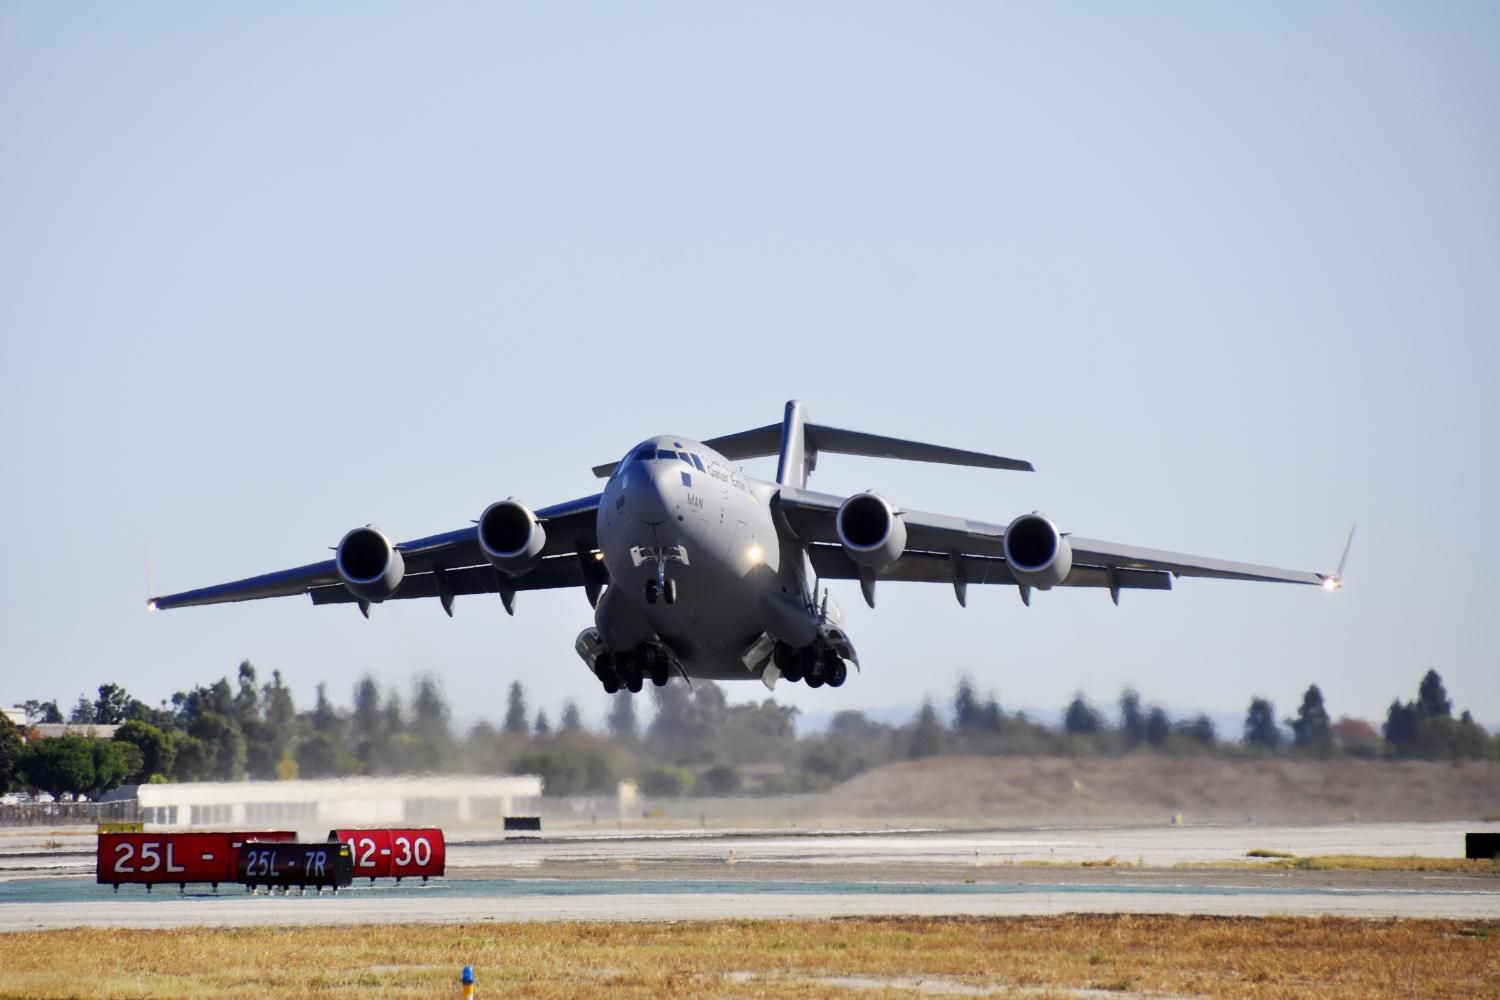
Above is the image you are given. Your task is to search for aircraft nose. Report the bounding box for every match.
[624,462,676,524]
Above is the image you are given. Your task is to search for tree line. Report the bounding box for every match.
[0,663,1492,801]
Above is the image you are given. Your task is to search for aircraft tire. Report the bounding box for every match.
[826,660,847,688]
[663,579,677,604]
[651,662,670,686]
[627,674,643,694]
[806,673,824,689]
[644,580,658,604]
[602,675,620,694]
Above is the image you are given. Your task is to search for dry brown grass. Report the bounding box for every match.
[0,915,1496,999]
[1259,855,1500,873]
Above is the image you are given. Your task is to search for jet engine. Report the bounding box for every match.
[835,492,906,570]
[478,499,546,575]
[335,526,406,602]
[1003,513,1073,589]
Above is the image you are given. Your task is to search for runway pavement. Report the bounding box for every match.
[2,822,1495,930]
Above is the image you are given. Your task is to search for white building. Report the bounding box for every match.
[131,775,543,833]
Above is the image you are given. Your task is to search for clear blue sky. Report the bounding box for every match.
[3,3,1496,733]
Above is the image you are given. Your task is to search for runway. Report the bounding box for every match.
[3,822,1496,930]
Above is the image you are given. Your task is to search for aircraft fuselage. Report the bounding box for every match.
[593,435,818,681]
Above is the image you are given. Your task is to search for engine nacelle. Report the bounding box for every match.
[835,492,907,570]
[1003,513,1073,589]
[336,526,405,603]
[478,499,546,575]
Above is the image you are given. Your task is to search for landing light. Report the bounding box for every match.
[1322,577,1341,591]
[747,544,764,565]
[147,599,158,612]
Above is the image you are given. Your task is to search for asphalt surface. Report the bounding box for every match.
[2,822,1496,930]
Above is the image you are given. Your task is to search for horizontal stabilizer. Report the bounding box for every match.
[592,420,1031,478]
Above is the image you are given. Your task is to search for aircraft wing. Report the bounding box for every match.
[149,493,603,611]
[777,487,1337,597]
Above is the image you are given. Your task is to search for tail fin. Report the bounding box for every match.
[777,400,812,488]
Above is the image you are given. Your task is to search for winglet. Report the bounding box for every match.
[146,547,158,612]
[1320,524,1357,590]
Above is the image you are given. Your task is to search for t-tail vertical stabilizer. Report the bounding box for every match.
[777,400,812,488]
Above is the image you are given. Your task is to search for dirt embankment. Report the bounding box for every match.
[819,756,1500,825]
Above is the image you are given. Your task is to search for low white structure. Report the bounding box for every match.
[133,775,543,832]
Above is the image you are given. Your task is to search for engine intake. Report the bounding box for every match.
[478,499,546,575]
[336,526,405,603]
[835,493,906,570]
[1003,513,1073,589]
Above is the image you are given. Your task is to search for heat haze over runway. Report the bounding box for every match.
[3,823,1495,930]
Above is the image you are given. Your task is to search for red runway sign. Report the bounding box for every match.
[330,827,445,881]
[97,831,296,888]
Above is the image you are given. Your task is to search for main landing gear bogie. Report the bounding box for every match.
[773,641,848,689]
[597,644,672,694]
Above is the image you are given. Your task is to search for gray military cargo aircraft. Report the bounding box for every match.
[150,401,1350,694]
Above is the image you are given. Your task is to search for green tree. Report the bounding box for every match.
[1290,685,1332,754]
[90,741,131,797]
[294,732,362,779]
[24,700,63,724]
[607,690,638,742]
[93,684,148,725]
[0,715,23,791]
[534,711,551,738]
[560,700,584,734]
[240,717,283,780]
[953,677,981,733]
[512,746,617,796]
[67,696,94,725]
[350,675,384,770]
[1244,697,1282,750]
[410,674,456,772]
[1383,698,1419,750]
[504,682,529,736]
[1119,689,1145,748]
[908,700,944,758]
[696,763,743,796]
[1178,714,1217,748]
[311,683,339,735]
[232,661,261,723]
[169,732,214,782]
[1064,695,1102,736]
[187,713,245,781]
[646,681,728,764]
[262,670,296,732]
[113,720,176,783]
[20,736,95,798]
[637,764,694,797]
[1417,669,1451,719]
[1145,706,1171,748]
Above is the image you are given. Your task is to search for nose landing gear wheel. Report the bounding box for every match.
[663,579,677,604]
[645,580,659,604]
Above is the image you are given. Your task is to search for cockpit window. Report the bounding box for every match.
[631,446,655,464]
[655,449,677,461]
[690,453,706,472]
